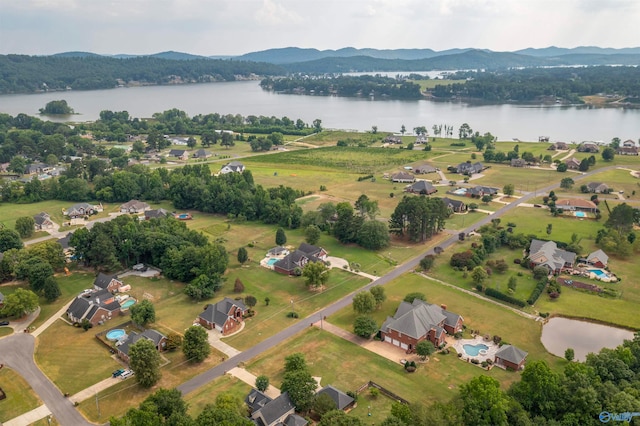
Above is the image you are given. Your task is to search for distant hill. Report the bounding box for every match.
[515,46,640,57]
[148,51,208,60]
[51,51,103,58]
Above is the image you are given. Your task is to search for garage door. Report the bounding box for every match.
[384,336,392,343]
[400,343,408,350]
[392,339,400,347]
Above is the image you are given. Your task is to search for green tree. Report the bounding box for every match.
[304,224,321,245]
[352,291,376,314]
[556,163,568,172]
[503,183,515,197]
[560,177,574,189]
[318,410,364,426]
[280,369,318,413]
[0,229,24,252]
[357,220,390,250]
[509,360,562,418]
[369,285,386,308]
[183,325,210,363]
[237,247,248,264]
[8,156,27,174]
[508,276,517,292]
[187,136,197,148]
[403,292,426,303]
[130,299,156,326]
[419,255,435,271]
[255,375,270,392]
[165,332,183,351]
[606,203,635,236]
[284,352,308,372]
[184,274,220,301]
[275,227,287,246]
[145,388,189,422]
[481,195,492,204]
[353,315,378,338]
[245,295,257,309]
[39,99,74,114]
[313,392,337,417]
[565,348,575,362]
[533,266,549,280]
[15,217,35,238]
[416,340,435,360]
[1,288,38,317]
[602,146,616,161]
[129,339,162,388]
[26,260,54,293]
[459,375,510,426]
[43,276,61,302]
[302,261,330,289]
[471,265,488,286]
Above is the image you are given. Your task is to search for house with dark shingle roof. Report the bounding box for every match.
[33,212,55,230]
[193,149,212,159]
[220,161,245,174]
[510,158,528,168]
[565,157,581,170]
[414,164,436,174]
[527,239,576,275]
[456,162,484,175]
[586,249,609,268]
[247,391,308,426]
[273,243,328,275]
[405,180,437,195]
[117,329,167,363]
[144,208,170,220]
[381,299,463,351]
[93,273,124,293]
[57,232,74,259]
[316,385,355,411]
[63,202,103,219]
[245,389,272,413]
[578,142,599,153]
[119,199,150,213]
[168,149,189,160]
[617,146,639,156]
[66,289,121,326]
[440,197,467,213]
[198,297,246,335]
[467,186,499,198]
[494,344,528,370]
[586,182,609,193]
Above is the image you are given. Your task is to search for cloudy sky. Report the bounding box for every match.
[1,0,639,56]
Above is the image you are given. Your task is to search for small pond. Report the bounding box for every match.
[541,317,635,361]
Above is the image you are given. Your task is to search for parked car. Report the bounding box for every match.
[112,368,125,378]
[0,321,9,326]
[120,369,134,380]
[132,263,147,272]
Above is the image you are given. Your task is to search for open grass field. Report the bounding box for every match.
[557,167,640,200]
[0,367,42,422]
[474,165,558,192]
[412,79,466,91]
[0,327,12,337]
[301,130,385,147]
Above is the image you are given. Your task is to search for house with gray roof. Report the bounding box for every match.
[273,243,327,275]
[66,289,121,326]
[245,389,272,414]
[527,239,576,275]
[414,164,437,174]
[168,149,189,160]
[586,182,609,193]
[495,344,528,370]
[316,385,355,411]
[193,149,212,159]
[198,297,246,335]
[144,208,170,220]
[220,161,245,174]
[116,329,167,363]
[381,299,463,352]
[247,391,307,426]
[455,162,484,175]
[467,186,499,198]
[33,212,55,230]
[405,180,437,195]
[120,199,150,213]
[63,202,103,219]
[586,249,609,268]
[578,142,599,153]
[391,172,415,183]
[439,197,467,213]
[93,273,124,293]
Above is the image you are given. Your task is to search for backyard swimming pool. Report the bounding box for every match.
[462,343,489,356]
[588,269,609,278]
[452,188,467,195]
[574,211,586,218]
[267,258,279,266]
[106,329,125,341]
[121,299,136,309]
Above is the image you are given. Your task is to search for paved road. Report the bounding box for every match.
[0,334,92,426]
[178,165,619,396]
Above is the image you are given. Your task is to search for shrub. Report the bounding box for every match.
[484,288,526,307]
[481,361,488,368]
[527,280,547,305]
[286,312,299,318]
[471,359,479,364]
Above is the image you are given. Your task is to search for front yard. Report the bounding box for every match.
[0,367,42,423]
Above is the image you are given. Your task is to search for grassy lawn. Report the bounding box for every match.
[34,319,121,395]
[0,367,42,422]
[300,131,384,147]
[184,375,251,417]
[412,79,466,90]
[474,165,558,192]
[0,327,13,337]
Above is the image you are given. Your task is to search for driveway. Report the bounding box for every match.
[0,334,92,426]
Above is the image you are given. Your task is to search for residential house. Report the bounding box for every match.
[120,199,151,214]
[273,243,328,275]
[144,208,170,220]
[622,139,636,147]
[555,198,599,212]
[467,186,499,198]
[116,329,167,363]
[93,273,124,293]
[390,172,415,183]
[25,163,51,175]
[440,197,467,213]
[405,180,437,195]
[66,289,121,326]
[380,299,463,351]
[384,135,403,144]
[168,137,189,146]
[538,136,550,142]
[586,249,609,268]
[267,246,289,257]
[494,344,528,370]
[586,182,609,193]
[193,149,212,159]
[63,203,103,219]
[414,164,437,174]
[168,149,189,160]
[33,212,55,230]
[245,389,272,413]
[57,233,74,260]
[246,391,307,426]
[565,157,581,170]
[578,142,599,153]
[220,161,245,174]
[548,142,569,150]
[455,162,484,175]
[316,385,355,411]
[198,297,247,335]
[510,158,528,168]
[617,146,639,156]
[527,239,576,275]
[414,134,428,144]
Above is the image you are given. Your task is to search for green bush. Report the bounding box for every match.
[527,280,547,305]
[484,288,526,307]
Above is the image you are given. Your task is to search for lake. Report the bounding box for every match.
[0,80,639,142]
[540,316,635,361]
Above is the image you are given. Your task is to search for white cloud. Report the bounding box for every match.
[254,0,303,25]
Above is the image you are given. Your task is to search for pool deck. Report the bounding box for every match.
[451,336,499,363]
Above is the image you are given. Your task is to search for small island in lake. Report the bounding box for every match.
[39,99,75,115]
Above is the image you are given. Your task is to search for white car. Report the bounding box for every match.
[120,370,134,380]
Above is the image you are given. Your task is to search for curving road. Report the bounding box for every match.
[178,165,619,395]
[0,334,92,426]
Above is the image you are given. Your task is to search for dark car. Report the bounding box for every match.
[112,368,125,378]
[0,321,10,326]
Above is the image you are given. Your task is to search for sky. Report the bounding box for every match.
[1,0,639,56]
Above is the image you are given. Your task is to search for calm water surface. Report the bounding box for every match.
[541,317,635,361]
[0,81,639,142]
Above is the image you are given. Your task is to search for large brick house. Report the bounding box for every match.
[527,239,576,275]
[66,289,121,326]
[273,243,328,275]
[405,180,437,195]
[380,299,463,352]
[494,344,528,370]
[93,273,124,293]
[198,297,247,335]
[245,391,307,426]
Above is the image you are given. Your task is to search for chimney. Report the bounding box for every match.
[441,304,447,310]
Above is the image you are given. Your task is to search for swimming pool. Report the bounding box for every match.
[588,269,608,278]
[121,299,136,309]
[453,188,467,195]
[462,343,489,356]
[176,213,191,220]
[106,329,125,341]
[574,211,586,218]
[267,258,279,266]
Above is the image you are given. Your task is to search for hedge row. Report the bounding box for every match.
[484,288,527,308]
[527,281,547,305]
